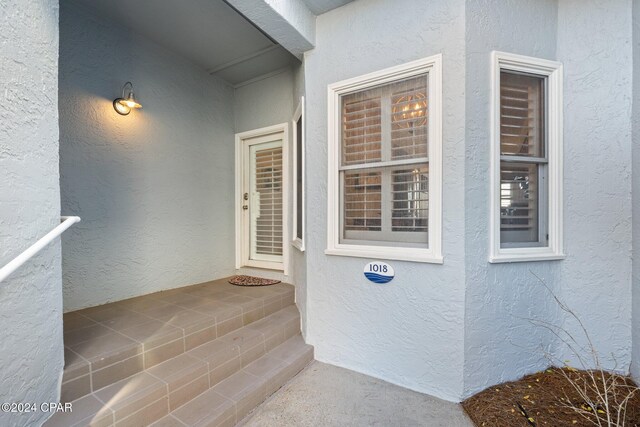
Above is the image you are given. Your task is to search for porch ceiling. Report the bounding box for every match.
[68,0,299,86]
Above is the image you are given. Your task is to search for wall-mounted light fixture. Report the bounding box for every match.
[113,82,142,115]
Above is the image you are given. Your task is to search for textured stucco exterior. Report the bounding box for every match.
[556,0,633,372]
[633,0,640,381]
[303,0,467,401]
[462,0,563,397]
[291,62,308,337]
[46,0,640,406]
[0,1,63,425]
[462,0,634,398]
[59,3,236,311]
[226,0,315,58]
[234,70,295,134]
[301,0,636,401]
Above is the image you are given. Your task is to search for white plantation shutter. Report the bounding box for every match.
[500,72,544,157]
[391,166,428,233]
[251,145,283,258]
[340,75,429,245]
[343,170,382,232]
[342,90,382,165]
[499,71,547,246]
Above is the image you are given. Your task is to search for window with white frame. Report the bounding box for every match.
[292,97,305,251]
[490,51,564,263]
[326,56,442,263]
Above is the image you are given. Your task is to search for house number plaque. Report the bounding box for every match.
[363,262,395,284]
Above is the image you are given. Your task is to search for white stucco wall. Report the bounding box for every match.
[462,0,563,397]
[226,0,315,58]
[291,62,308,337]
[463,0,634,396]
[234,70,295,134]
[50,0,639,403]
[633,0,640,381]
[303,0,467,401]
[59,2,236,311]
[556,0,633,371]
[302,0,635,401]
[0,1,63,425]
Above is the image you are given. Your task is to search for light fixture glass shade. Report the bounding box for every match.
[113,98,131,115]
[119,92,142,109]
[113,82,142,115]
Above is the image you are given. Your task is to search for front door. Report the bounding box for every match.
[239,132,284,270]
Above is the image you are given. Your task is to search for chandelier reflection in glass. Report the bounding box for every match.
[391,91,427,132]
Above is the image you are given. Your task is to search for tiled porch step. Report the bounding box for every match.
[61,281,295,402]
[158,335,313,427]
[46,306,310,427]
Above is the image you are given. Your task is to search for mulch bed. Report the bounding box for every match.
[462,368,640,426]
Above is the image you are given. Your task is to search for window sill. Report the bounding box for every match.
[291,238,305,252]
[325,245,443,264]
[489,249,565,264]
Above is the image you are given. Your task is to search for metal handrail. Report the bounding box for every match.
[0,216,81,283]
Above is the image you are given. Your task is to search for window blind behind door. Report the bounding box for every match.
[254,146,283,256]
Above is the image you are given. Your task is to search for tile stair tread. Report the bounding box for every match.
[101,306,297,394]
[64,283,293,358]
[171,335,312,427]
[61,281,295,397]
[43,394,114,427]
[146,353,209,393]
[149,414,187,427]
[169,388,235,426]
[45,335,313,427]
[93,372,167,415]
[48,305,310,427]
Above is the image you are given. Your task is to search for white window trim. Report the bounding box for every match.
[326,55,443,264]
[292,97,305,252]
[235,123,289,275]
[490,51,564,263]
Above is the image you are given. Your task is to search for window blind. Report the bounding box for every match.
[254,147,283,256]
[500,72,544,157]
[344,170,382,232]
[392,167,428,232]
[340,75,429,245]
[342,90,382,165]
[499,71,546,246]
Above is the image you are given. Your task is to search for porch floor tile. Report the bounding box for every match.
[60,277,294,398]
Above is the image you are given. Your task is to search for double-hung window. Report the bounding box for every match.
[326,56,442,263]
[490,51,564,263]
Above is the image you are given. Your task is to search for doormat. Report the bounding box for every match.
[228,275,281,286]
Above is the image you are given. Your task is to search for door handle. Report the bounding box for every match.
[242,205,248,210]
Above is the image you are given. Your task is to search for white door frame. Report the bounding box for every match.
[235,123,289,275]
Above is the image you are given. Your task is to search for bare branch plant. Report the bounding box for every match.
[528,272,638,427]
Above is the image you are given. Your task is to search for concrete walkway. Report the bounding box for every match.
[241,361,474,427]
